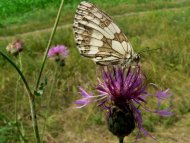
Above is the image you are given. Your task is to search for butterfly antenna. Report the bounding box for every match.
[138,47,162,54]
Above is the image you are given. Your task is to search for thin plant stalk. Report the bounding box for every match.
[15,54,26,143]
[0,51,40,143]
[41,65,58,141]
[35,0,65,91]
[1,0,65,142]
[119,137,124,143]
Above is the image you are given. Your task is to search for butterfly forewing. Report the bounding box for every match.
[73,1,135,65]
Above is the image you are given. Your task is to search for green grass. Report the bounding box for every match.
[0,0,179,20]
[0,0,190,142]
[1,0,190,37]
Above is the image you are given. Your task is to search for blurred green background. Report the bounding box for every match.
[0,0,190,142]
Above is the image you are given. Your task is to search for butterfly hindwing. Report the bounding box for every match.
[73,1,135,65]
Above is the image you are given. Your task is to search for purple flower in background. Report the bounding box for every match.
[48,45,69,66]
[48,45,68,59]
[75,65,172,141]
[6,39,24,56]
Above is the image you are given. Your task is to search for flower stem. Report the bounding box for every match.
[35,0,65,91]
[119,137,124,143]
[0,52,31,97]
[15,54,26,143]
[0,51,40,143]
[41,65,58,141]
[29,96,40,143]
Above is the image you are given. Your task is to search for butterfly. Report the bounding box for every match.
[73,1,140,66]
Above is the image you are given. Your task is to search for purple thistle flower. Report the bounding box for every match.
[48,45,68,59]
[75,65,172,141]
[48,45,69,66]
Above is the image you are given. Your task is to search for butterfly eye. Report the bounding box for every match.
[133,54,140,63]
[137,55,140,61]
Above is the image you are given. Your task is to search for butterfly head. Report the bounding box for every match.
[132,53,140,63]
[122,53,140,66]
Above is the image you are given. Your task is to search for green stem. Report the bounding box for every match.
[16,123,27,143]
[0,52,31,95]
[18,54,23,72]
[35,0,65,91]
[29,96,40,143]
[15,62,19,139]
[0,51,40,143]
[119,137,124,143]
[41,65,58,141]
[15,54,26,143]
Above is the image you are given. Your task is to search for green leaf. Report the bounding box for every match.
[34,77,48,96]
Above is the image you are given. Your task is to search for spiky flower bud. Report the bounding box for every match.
[75,65,172,141]
[107,105,135,139]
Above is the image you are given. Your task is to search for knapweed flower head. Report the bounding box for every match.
[75,65,172,141]
[48,45,69,66]
[6,39,24,56]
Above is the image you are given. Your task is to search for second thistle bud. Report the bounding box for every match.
[6,39,24,56]
[107,105,135,139]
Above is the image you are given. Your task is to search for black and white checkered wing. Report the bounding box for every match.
[73,1,135,65]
